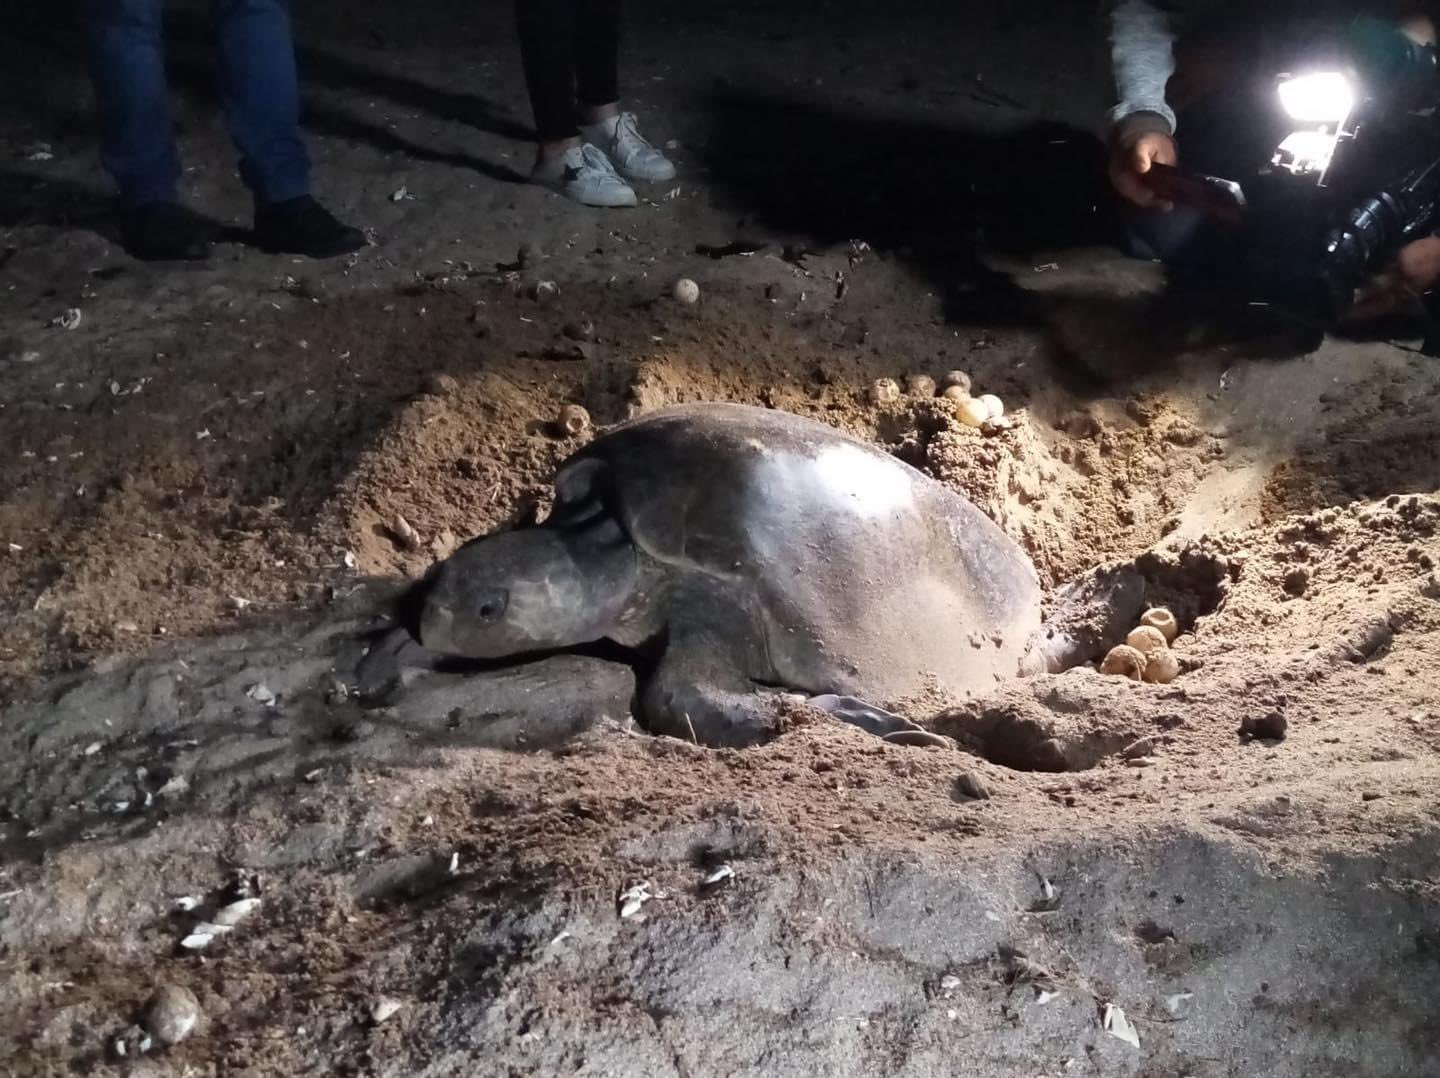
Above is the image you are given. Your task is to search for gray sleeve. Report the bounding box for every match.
[1107,0,1180,134]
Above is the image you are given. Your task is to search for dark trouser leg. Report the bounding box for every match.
[574,0,620,109]
[84,0,181,206]
[212,0,311,206]
[516,0,581,143]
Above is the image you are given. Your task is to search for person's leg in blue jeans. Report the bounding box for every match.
[212,0,363,258]
[85,0,179,205]
[84,0,214,260]
[83,0,363,260]
[212,0,310,205]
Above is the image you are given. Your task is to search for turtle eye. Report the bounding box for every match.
[474,589,509,622]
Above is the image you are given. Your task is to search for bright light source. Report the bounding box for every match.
[1274,130,1340,174]
[1277,71,1356,124]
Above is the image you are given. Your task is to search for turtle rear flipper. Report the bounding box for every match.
[807,694,924,738]
[1021,564,1146,675]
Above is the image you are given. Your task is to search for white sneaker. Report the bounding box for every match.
[580,112,676,184]
[532,143,637,208]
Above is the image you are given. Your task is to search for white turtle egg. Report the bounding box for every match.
[941,370,972,394]
[954,395,990,428]
[978,393,1005,420]
[1125,626,1168,656]
[556,404,592,437]
[868,378,901,405]
[1100,645,1146,680]
[672,278,700,304]
[1143,648,1180,684]
[904,373,937,397]
[1140,606,1179,643]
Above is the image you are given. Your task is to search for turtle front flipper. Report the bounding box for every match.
[356,626,435,704]
[640,644,786,748]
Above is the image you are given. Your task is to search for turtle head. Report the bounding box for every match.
[415,525,635,658]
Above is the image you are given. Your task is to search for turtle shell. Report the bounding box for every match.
[555,403,1042,702]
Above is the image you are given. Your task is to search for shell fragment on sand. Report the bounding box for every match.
[371,997,403,1024]
[212,898,261,926]
[618,881,654,919]
[703,864,735,886]
[1102,1003,1141,1048]
[390,514,422,552]
[179,922,233,950]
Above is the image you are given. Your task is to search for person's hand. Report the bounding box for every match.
[1109,131,1179,210]
[1346,235,1440,322]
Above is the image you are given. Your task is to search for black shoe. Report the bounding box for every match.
[120,202,213,262]
[254,195,366,258]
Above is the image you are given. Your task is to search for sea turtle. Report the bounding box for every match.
[411,402,1114,747]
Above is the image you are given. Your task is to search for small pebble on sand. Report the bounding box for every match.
[143,985,200,1046]
[1239,712,1288,741]
[956,771,992,799]
[423,373,459,396]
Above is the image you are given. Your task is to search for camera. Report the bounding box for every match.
[1153,17,1440,337]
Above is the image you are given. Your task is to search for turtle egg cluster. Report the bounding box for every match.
[877,367,1010,435]
[939,371,1006,432]
[1101,606,1181,684]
